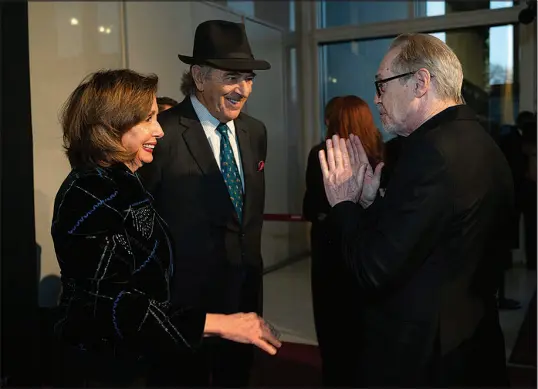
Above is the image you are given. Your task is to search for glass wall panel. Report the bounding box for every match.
[318,0,409,28]
[319,1,518,29]
[416,1,516,18]
[225,0,295,31]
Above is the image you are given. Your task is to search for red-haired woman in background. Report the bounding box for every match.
[302,95,384,387]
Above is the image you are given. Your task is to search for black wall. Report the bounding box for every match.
[0,1,39,385]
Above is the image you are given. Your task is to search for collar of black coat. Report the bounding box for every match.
[408,104,478,140]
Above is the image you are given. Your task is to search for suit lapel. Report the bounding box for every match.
[180,115,220,177]
[178,98,241,228]
[236,117,255,227]
[178,100,236,221]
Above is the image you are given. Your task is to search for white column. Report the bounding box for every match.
[296,0,320,166]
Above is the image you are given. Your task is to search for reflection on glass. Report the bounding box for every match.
[319,0,517,29]
[426,1,445,16]
[226,0,255,17]
[318,24,518,141]
[419,0,515,16]
[490,1,515,9]
[318,1,409,28]
[429,32,447,42]
[290,48,297,103]
[488,25,515,127]
[425,1,447,42]
[97,3,120,54]
[289,0,295,32]
[489,25,514,85]
[55,3,82,58]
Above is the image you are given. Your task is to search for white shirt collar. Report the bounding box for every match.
[190,94,235,134]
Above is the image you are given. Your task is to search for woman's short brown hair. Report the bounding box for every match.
[60,69,158,168]
[324,96,342,126]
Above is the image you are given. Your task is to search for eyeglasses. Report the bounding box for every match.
[374,71,416,98]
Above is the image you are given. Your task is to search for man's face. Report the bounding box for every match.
[194,67,256,122]
[374,48,415,136]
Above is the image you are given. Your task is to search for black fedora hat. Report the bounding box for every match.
[178,20,271,71]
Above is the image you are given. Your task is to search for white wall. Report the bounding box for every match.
[29,1,303,305]
[28,2,124,306]
[124,2,194,101]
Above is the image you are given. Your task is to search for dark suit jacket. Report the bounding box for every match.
[138,97,267,315]
[329,105,513,386]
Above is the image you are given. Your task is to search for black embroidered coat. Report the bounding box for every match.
[51,163,206,365]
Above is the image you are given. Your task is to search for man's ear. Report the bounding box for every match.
[414,68,431,98]
[191,65,205,92]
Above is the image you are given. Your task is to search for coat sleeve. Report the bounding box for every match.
[328,141,451,292]
[52,175,206,356]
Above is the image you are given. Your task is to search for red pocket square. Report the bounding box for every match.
[257,161,265,171]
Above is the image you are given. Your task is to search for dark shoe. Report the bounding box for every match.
[498,298,522,310]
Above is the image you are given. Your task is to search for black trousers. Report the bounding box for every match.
[310,229,360,387]
[145,339,254,388]
[433,298,509,388]
[147,266,260,388]
[55,346,147,388]
[351,300,509,388]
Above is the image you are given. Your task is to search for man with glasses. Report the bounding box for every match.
[319,33,513,387]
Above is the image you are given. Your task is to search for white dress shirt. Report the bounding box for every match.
[190,95,245,191]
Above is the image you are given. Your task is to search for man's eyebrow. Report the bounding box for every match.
[224,71,256,78]
[375,74,382,81]
[223,71,256,78]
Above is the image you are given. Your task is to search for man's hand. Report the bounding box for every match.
[348,134,384,208]
[319,135,367,207]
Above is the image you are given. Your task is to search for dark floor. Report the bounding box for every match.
[24,278,538,388]
[252,341,536,388]
[251,294,537,388]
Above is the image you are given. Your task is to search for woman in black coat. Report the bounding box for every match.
[52,69,280,387]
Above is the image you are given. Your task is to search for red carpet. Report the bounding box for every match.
[251,343,321,387]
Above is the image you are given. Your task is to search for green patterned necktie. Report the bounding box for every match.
[216,123,243,221]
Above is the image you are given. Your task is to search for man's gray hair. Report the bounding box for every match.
[180,65,214,96]
[389,33,464,104]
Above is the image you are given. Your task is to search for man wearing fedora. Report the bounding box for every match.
[139,20,271,387]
